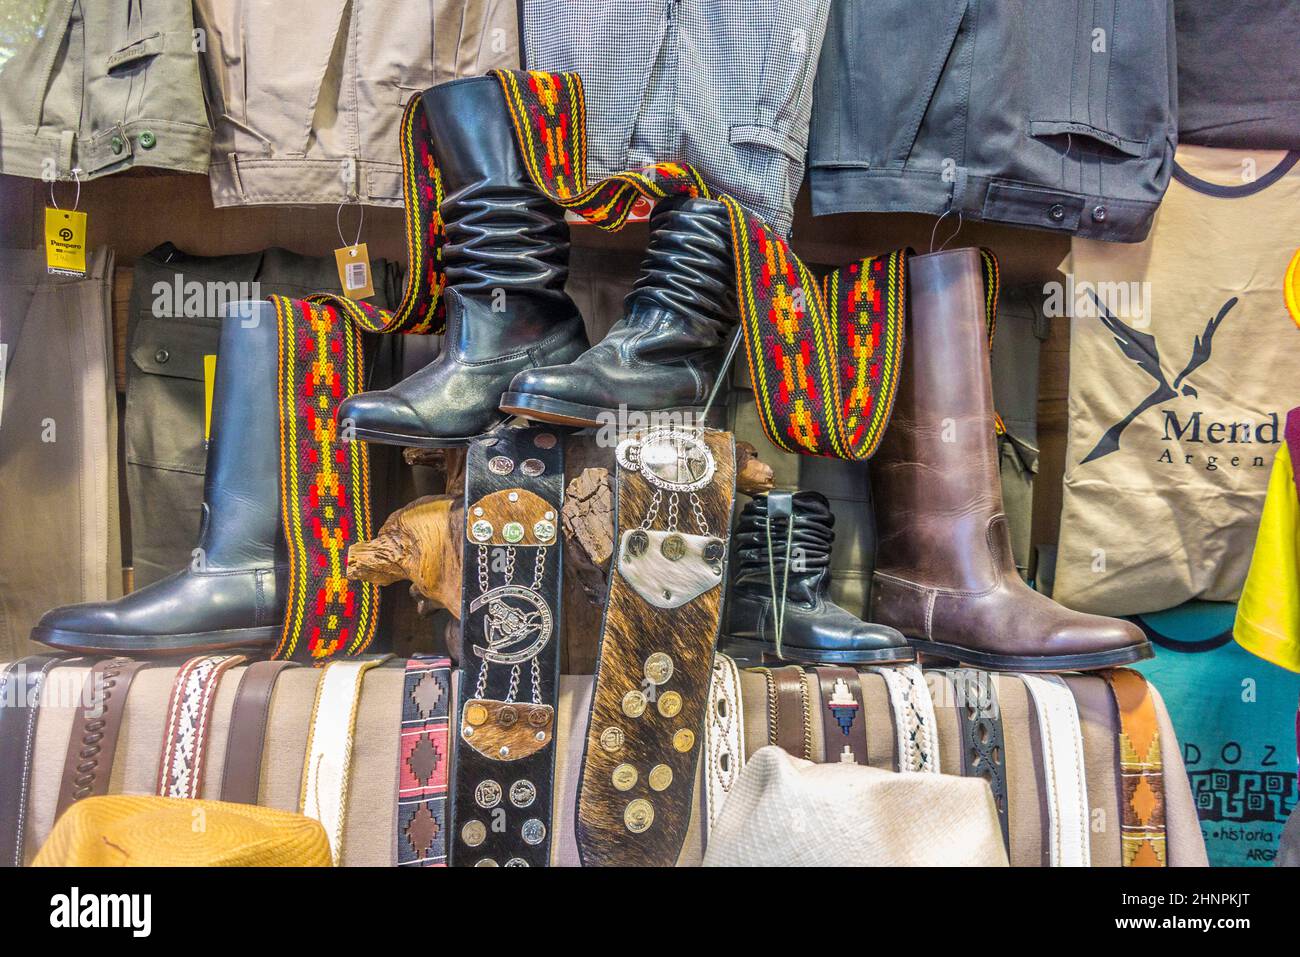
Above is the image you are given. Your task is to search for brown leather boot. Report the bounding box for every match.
[868,248,1152,671]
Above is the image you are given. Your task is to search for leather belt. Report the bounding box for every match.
[300,655,391,864]
[576,428,736,867]
[815,666,868,765]
[872,664,939,773]
[0,654,66,866]
[1104,668,1167,867]
[1021,673,1090,867]
[220,660,297,805]
[704,653,746,833]
[56,657,150,819]
[759,665,813,760]
[452,427,564,868]
[397,656,453,866]
[948,668,1009,852]
[156,654,247,799]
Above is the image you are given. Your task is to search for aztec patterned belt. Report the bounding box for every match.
[576,428,736,866]
[157,654,247,799]
[947,668,1010,852]
[451,428,564,867]
[57,657,151,817]
[1020,673,1091,867]
[815,666,869,765]
[1104,669,1166,867]
[0,655,68,866]
[397,656,452,866]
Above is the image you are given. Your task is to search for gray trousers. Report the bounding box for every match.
[0,248,121,660]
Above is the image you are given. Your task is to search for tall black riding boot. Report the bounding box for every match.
[725,491,913,665]
[337,76,588,447]
[33,301,284,655]
[500,194,734,428]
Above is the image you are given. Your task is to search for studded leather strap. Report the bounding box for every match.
[220,660,297,805]
[56,657,149,819]
[1104,668,1167,867]
[452,427,564,868]
[949,668,1010,852]
[0,654,66,866]
[1021,673,1091,867]
[815,666,868,765]
[397,656,453,866]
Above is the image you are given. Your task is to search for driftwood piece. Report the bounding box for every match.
[348,434,774,671]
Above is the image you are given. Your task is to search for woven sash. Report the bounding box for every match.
[156,654,246,799]
[397,656,453,867]
[300,656,391,863]
[1020,674,1091,867]
[871,664,940,774]
[1104,668,1167,867]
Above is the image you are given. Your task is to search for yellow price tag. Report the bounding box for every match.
[1285,248,1300,329]
[44,207,88,277]
[203,354,217,443]
[334,242,375,300]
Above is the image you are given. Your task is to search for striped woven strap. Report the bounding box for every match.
[156,655,247,799]
[300,655,391,864]
[1104,668,1167,867]
[396,656,452,867]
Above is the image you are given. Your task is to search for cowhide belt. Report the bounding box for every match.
[1104,668,1166,867]
[221,659,297,805]
[156,654,247,799]
[57,657,150,818]
[576,427,736,867]
[814,666,868,765]
[300,655,391,864]
[451,427,564,867]
[1020,673,1091,867]
[397,656,453,866]
[948,668,1010,853]
[0,654,68,866]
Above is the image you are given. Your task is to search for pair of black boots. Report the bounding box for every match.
[32,76,741,657]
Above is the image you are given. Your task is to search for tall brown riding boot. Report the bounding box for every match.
[868,248,1152,671]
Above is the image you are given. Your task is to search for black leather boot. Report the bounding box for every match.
[500,195,734,428]
[725,491,914,665]
[337,76,588,447]
[33,301,284,655]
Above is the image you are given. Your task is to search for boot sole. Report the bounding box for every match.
[499,392,707,430]
[31,625,279,657]
[906,637,1155,672]
[723,636,917,666]
[351,422,509,449]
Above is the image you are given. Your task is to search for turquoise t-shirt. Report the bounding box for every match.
[1130,601,1300,866]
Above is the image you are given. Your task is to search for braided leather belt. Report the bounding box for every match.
[451,428,564,867]
[815,666,868,765]
[56,657,150,819]
[0,654,67,866]
[1021,673,1091,866]
[756,664,813,760]
[948,668,1010,852]
[576,428,736,866]
[397,656,453,866]
[872,664,940,773]
[1105,668,1167,867]
[220,660,297,804]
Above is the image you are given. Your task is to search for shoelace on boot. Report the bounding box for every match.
[765,492,797,660]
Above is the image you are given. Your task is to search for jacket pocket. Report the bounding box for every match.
[126,316,220,474]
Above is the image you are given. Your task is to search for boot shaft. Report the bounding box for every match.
[732,491,835,605]
[198,301,282,569]
[869,248,1008,587]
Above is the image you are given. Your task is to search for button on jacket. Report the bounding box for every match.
[808,0,1178,243]
[0,0,210,181]
[195,0,519,207]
